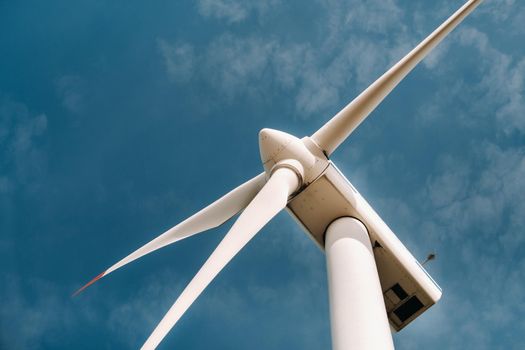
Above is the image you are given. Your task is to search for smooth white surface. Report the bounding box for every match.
[101,173,266,277]
[312,0,483,155]
[141,168,300,349]
[259,128,315,169]
[325,217,394,350]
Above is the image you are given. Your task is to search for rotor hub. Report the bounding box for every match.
[259,128,329,185]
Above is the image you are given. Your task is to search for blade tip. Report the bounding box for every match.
[72,271,105,297]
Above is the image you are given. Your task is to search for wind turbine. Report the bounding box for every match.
[75,1,483,349]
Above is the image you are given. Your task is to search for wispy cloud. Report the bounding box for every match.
[157,39,195,83]
[205,34,277,100]
[0,271,187,349]
[0,277,75,349]
[55,75,85,115]
[344,0,404,34]
[425,156,470,208]
[411,19,525,139]
[159,0,416,119]
[478,0,518,22]
[0,96,48,192]
[457,27,525,135]
[347,138,525,349]
[197,0,281,24]
[106,271,185,347]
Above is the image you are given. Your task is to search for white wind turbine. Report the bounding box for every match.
[75,1,483,349]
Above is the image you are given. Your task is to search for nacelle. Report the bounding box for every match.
[286,162,442,331]
[259,129,329,185]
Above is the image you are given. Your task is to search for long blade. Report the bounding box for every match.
[141,168,299,350]
[73,173,266,296]
[311,0,483,156]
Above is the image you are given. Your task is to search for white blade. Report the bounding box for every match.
[141,168,300,350]
[73,173,266,296]
[311,0,483,156]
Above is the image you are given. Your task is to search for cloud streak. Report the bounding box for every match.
[0,96,48,193]
[197,0,281,24]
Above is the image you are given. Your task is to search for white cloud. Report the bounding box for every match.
[494,59,525,134]
[272,43,311,90]
[198,0,248,23]
[0,176,13,194]
[344,0,404,34]
[107,272,184,347]
[460,28,525,134]
[157,39,195,83]
[0,96,48,191]
[398,13,514,129]
[0,278,76,349]
[421,142,525,249]
[0,272,187,349]
[204,34,276,100]
[294,69,340,116]
[426,158,470,209]
[55,75,85,114]
[478,0,517,22]
[197,0,281,24]
[412,23,525,137]
[350,140,525,349]
[160,0,422,118]
[480,144,525,251]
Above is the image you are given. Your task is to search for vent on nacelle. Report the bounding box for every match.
[384,283,426,327]
[393,296,424,322]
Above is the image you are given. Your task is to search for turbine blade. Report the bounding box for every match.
[141,168,300,350]
[73,173,266,296]
[311,0,483,156]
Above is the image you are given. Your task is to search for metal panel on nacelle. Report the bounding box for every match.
[286,162,442,331]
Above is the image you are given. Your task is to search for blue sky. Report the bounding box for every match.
[1,0,524,349]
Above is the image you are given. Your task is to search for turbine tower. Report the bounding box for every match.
[75,1,483,349]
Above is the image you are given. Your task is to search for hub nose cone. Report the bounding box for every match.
[259,128,296,164]
[258,128,316,175]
